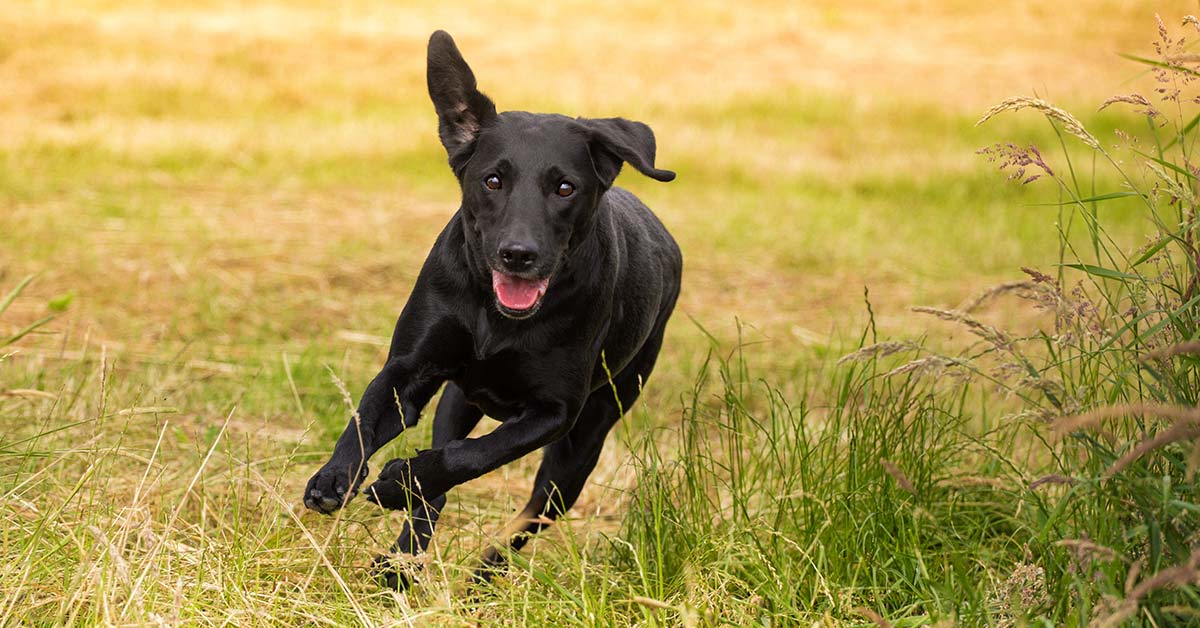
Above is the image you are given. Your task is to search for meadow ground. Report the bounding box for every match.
[2,1,1199,624]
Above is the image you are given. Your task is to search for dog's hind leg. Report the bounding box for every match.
[474,330,666,583]
[374,382,483,590]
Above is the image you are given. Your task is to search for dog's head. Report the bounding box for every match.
[426,31,675,319]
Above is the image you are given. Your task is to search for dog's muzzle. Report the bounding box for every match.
[492,270,549,318]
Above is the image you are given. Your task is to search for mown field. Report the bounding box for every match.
[2,1,1199,625]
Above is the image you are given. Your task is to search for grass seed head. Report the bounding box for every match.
[1054,402,1200,434]
[883,355,964,380]
[911,306,1014,352]
[977,142,1055,184]
[1140,340,1200,361]
[988,562,1051,626]
[1105,421,1200,478]
[836,341,918,365]
[958,280,1043,312]
[1029,474,1077,489]
[1098,93,1160,118]
[977,97,1101,150]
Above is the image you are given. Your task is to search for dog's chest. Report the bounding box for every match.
[454,352,537,420]
[454,339,587,420]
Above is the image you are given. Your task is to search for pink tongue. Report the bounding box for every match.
[492,271,548,311]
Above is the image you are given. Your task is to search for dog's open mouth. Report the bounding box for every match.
[492,271,549,317]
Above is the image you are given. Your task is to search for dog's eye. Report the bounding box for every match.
[484,175,502,191]
[556,181,575,197]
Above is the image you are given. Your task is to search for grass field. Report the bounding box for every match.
[3,1,1200,624]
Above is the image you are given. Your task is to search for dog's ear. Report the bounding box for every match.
[427,31,497,165]
[577,117,676,187]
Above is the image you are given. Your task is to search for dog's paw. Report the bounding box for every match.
[371,553,420,591]
[363,458,420,510]
[304,460,368,514]
[364,449,445,511]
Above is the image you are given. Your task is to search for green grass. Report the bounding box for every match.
[3,1,1200,625]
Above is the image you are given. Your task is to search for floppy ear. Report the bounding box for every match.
[427,31,497,166]
[577,117,676,187]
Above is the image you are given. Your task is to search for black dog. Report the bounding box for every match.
[303,31,680,588]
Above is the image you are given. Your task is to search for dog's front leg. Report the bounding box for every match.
[304,359,442,514]
[364,400,576,510]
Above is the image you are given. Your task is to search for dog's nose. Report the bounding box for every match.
[499,243,539,273]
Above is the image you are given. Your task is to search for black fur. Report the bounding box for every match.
[303,30,681,589]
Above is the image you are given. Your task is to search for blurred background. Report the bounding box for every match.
[3,0,1187,372]
[1,0,1195,621]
